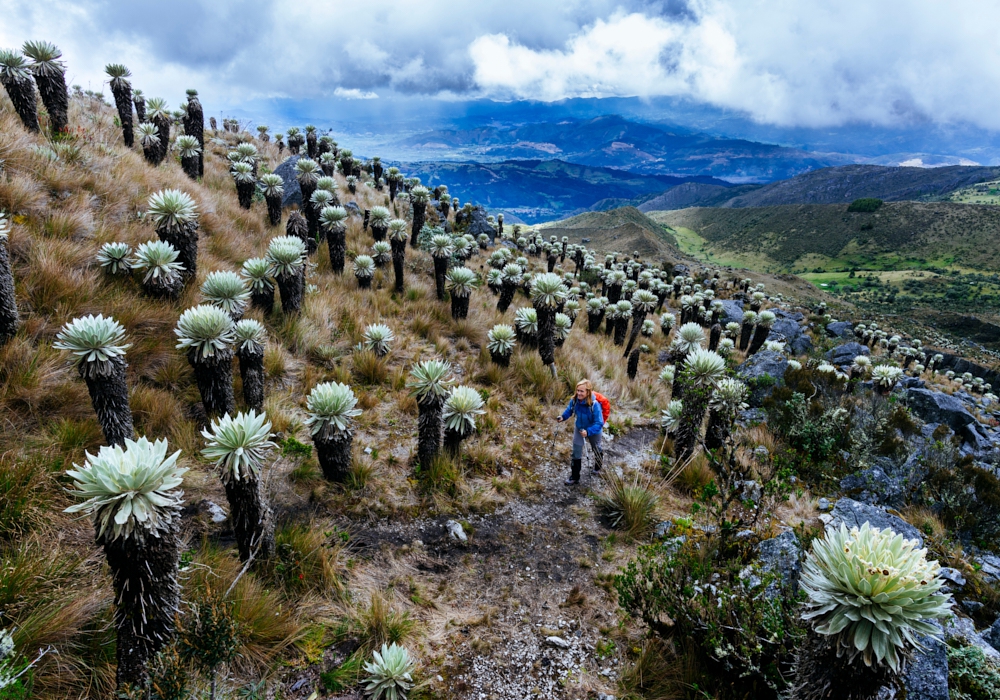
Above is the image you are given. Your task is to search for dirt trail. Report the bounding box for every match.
[285,425,660,699]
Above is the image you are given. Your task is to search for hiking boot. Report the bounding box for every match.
[565,458,582,485]
[592,451,604,473]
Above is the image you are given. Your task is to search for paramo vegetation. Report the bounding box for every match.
[0,40,999,700]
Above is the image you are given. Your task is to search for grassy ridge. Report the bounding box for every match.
[536,206,682,259]
[651,202,1000,272]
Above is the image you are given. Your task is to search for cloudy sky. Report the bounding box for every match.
[3,0,1000,132]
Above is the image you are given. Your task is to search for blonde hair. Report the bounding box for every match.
[576,379,594,406]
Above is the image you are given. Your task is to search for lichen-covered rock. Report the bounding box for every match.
[275,155,304,207]
[839,454,923,508]
[901,625,950,700]
[906,387,976,433]
[826,321,855,338]
[465,206,495,243]
[943,615,1000,661]
[768,309,812,355]
[757,530,801,598]
[825,341,870,366]
[718,299,744,326]
[737,350,789,407]
[829,497,923,545]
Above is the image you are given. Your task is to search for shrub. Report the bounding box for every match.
[847,198,883,212]
[615,536,803,696]
[922,445,1000,548]
[948,641,1000,700]
[765,390,848,465]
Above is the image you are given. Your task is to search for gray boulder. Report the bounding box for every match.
[840,456,920,508]
[757,530,801,598]
[901,625,950,700]
[961,423,996,455]
[976,554,1000,583]
[789,334,814,355]
[718,299,744,326]
[465,206,495,243]
[905,388,976,433]
[829,498,923,545]
[344,201,362,216]
[274,155,304,208]
[826,321,855,338]
[826,341,870,366]
[737,350,789,407]
[768,309,813,355]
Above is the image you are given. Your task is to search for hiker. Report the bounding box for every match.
[555,379,605,485]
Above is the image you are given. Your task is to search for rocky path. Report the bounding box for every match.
[285,425,660,699]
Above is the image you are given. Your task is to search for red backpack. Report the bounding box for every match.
[593,392,611,425]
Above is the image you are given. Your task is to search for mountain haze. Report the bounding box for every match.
[395,114,851,181]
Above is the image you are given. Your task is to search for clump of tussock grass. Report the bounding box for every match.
[594,470,660,539]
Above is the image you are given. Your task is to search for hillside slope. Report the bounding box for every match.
[0,93,698,699]
[718,164,1000,208]
[651,201,1000,272]
[535,206,681,259]
[632,164,1000,212]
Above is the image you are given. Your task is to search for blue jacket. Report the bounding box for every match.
[561,398,604,436]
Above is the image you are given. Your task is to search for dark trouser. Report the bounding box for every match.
[571,431,603,478]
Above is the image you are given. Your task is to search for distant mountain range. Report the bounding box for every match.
[635,164,1000,212]
[395,159,1000,225]
[399,159,731,223]
[394,115,850,182]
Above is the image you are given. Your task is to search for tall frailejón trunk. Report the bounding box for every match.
[0,236,19,346]
[276,271,304,314]
[82,356,134,447]
[391,238,406,293]
[189,348,235,419]
[497,282,517,313]
[416,395,443,468]
[535,305,556,370]
[157,222,198,282]
[103,522,180,690]
[33,69,68,135]
[1,73,40,133]
[433,257,448,301]
[184,96,205,176]
[327,224,346,275]
[265,193,282,227]
[110,83,134,147]
[411,202,426,246]
[224,476,274,562]
[315,432,352,482]
[236,345,265,411]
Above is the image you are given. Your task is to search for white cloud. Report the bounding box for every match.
[468,1,1000,129]
[334,87,379,100]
